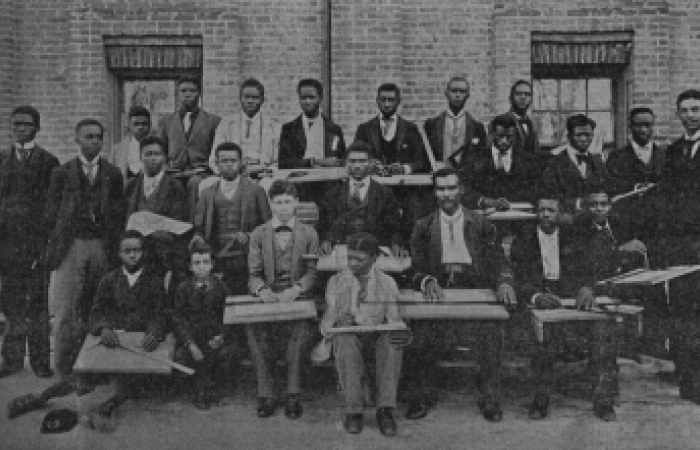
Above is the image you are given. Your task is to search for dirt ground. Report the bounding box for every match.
[1,355,699,450]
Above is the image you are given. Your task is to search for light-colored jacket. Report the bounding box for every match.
[210,113,278,172]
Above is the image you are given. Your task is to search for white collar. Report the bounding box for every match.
[14,140,35,150]
[349,176,371,186]
[440,206,464,223]
[630,139,653,153]
[220,176,240,189]
[243,111,260,122]
[79,154,100,166]
[302,114,321,129]
[446,108,466,120]
[684,129,700,141]
[537,226,559,240]
[271,216,296,230]
[567,145,590,163]
[122,267,143,286]
[378,113,397,123]
[143,169,165,185]
[594,220,610,231]
[492,145,512,157]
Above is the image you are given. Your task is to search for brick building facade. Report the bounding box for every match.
[0,0,697,160]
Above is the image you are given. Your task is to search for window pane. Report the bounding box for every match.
[588,78,611,110]
[588,111,614,144]
[533,79,557,110]
[560,79,586,111]
[532,112,563,146]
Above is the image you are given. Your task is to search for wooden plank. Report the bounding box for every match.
[597,265,700,285]
[401,303,509,320]
[224,300,317,324]
[327,322,408,334]
[478,209,537,221]
[530,309,609,343]
[316,244,411,273]
[74,333,175,374]
[398,289,497,304]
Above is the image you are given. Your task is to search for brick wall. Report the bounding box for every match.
[2,0,700,159]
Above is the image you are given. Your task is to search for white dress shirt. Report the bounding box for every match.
[348,176,371,202]
[684,129,700,159]
[123,267,143,288]
[271,216,296,250]
[440,207,472,264]
[566,145,590,178]
[220,176,240,200]
[127,136,143,175]
[14,140,35,160]
[302,114,325,160]
[379,114,398,141]
[239,112,263,161]
[491,146,513,173]
[79,154,100,181]
[630,139,653,165]
[537,227,560,281]
[143,169,165,199]
[444,109,467,159]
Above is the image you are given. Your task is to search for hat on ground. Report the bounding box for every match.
[40,408,78,434]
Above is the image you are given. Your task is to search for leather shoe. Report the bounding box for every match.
[478,396,503,422]
[33,366,54,379]
[528,393,549,420]
[343,413,363,434]
[257,397,276,418]
[593,401,616,422]
[377,407,397,437]
[0,364,22,379]
[405,399,429,420]
[284,394,303,419]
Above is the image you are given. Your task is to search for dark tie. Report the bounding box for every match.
[576,152,593,166]
[18,147,29,163]
[83,160,98,184]
[195,281,209,293]
[274,225,293,233]
[684,138,698,159]
[519,118,530,137]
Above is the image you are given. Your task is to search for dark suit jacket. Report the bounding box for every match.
[0,145,59,274]
[193,176,272,244]
[172,276,228,345]
[423,111,487,167]
[125,172,188,222]
[408,208,513,290]
[318,178,402,247]
[354,116,429,173]
[248,219,319,294]
[45,157,126,270]
[156,109,221,171]
[461,146,538,208]
[277,115,346,169]
[89,267,166,338]
[655,136,700,236]
[510,224,587,303]
[541,150,610,212]
[506,110,540,156]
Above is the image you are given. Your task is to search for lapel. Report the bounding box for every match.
[428,211,442,271]
[651,143,665,176]
[294,115,307,153]
[462,112,477,152]
[150,173,172,215]
[434,112,446,159]
[369,118,381,156]
[126,173,144,216]
[509,111,526,145]
[365,179,380,213]
[560,151,585,181]
[187,110,206,143]
[262,223,276,285]
[395,116,407,154]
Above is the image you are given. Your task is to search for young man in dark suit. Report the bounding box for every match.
[125,135,189,294]
[462,114,537,210]
[0,106,59,378]
[317,141,407,257]
[506,80,540,157]
[156,76,221,220]
[423,76,488,168]
[511,194,643,421]
[354,83,429,174]
[246,180,318,419]
[655,89,700,403]
[541,114,611,213]
[403,168,517,422]
[278,78,346,169]
[46,118,126,382]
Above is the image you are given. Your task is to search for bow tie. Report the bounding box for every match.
[275,225,293,233]
[576,152,593,165]
[195,281,210,291]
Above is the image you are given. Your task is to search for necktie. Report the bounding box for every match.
[195,281,209,293]
[183,112,193,134]
[684,138,698,159]
[18,146,29,163]
[308,119,314,129]
[497,152,507,172]
[519,118,530,137]
[382,118,393,139]
[245,119,252,139]
[451,117,461,148]
[576,152,593,166]
[84,161,97,184]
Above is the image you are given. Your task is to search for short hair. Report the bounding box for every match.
[489,114,518,133]
[177,75,201,91]
[119,229,145,246]
[509,79,532,99]
[75,118,104,135]
[189,239,213,259]
[346,141,375,159]
[268,180,299,200]
[297,78,323,97]
[240,78,265,99]
[432,167,460,188]
[629,107,655,121]
[214,141,243,159]
[676,89,700,109]
[11,106,40,129]
[565,114,596,136]
[128,106,151,120]
[347,232,380,257]
[446,76,470,90]
[536,196,561,209]
[586,188,611,203]
[377,82,400,98]
[139,135,167,153]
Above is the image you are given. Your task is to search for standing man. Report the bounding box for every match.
[0,106,59,378]
[47,119,126,382]
[211,78,278,169]
[278,78,346,169]
[424,76,488,168]
[109,106,152,180]
[541,114,611,213]
[606,107,665,244]
[402,168,517,422]
[354,83,429,174]
[157,76,221,219]
[506,80,539,157]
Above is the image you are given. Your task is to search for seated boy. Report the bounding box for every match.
[172,240,229,410]
[88,230,167,424]
[320,232,407,437]
[247,180,318,419]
